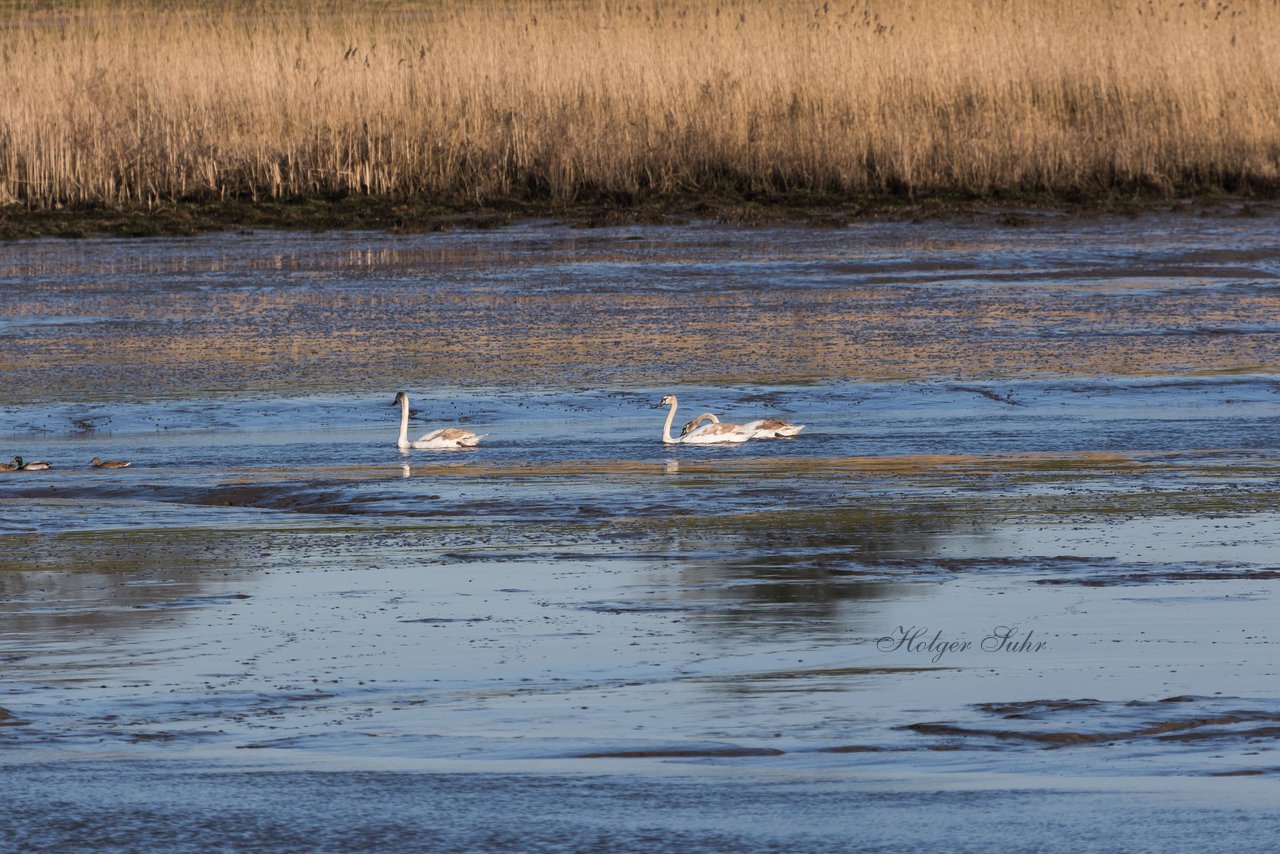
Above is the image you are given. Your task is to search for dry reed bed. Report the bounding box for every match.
[1,0,1278,208]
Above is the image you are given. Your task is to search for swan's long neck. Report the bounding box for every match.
[661,399,678,444]
[398,397,411,448]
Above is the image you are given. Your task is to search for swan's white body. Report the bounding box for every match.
[682,412,805,439]
[655,396,751,444]
[394,392,486,450]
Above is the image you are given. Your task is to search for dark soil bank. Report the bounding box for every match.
[4,191,1278,240]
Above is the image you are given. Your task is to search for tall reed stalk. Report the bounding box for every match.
[2,0,1278,208]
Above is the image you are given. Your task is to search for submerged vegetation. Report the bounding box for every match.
[1,0,1279,223]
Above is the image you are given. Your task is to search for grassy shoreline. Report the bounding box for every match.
[3,190,1278,239]
[4,1,1279,219]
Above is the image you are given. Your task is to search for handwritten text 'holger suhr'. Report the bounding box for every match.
[876,626,1048,663]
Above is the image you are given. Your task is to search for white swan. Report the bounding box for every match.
[681,412,805,439]
[654,395,751,444]
[393,391,487,449]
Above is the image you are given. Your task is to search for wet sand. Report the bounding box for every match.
[3,217,1280,849]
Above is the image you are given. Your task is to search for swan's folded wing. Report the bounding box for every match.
[688,422,748,437]
[431,428,478,442]
[753,418,791,431]
[744,418,804,437]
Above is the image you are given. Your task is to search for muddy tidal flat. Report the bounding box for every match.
[4,215,1280,851]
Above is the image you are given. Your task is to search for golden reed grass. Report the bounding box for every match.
[1,0,1278,208]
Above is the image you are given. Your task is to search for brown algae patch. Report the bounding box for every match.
[573,746,787,759]
[685,666,949,684]
[1037,567,1280,586]
[900,697,1280,750]
[0,708,31,728]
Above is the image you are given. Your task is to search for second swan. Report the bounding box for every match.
[654,395,751,444]
[393,391,487,449]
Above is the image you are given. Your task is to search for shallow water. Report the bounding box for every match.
[4,213,1280,402]
[3,215,1280,850]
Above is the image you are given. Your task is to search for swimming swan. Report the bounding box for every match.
[679,413,721,437]
[393,391,487,450]
[681,412,805,439]
[654,395,751,444]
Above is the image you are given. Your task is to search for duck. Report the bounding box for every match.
[13,456,52,471]
[91,457,132,469]
[0,459,19,472]
[682,411,805,439]
[654,395,751,444]
[392,391,487,449]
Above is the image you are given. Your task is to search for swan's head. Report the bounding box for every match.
[392,391,408,407]
[653,394,677,409]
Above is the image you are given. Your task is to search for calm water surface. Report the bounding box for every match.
[3,215,1280,850]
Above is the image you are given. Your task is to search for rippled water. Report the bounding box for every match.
[3,215,1280,850]
[4,213,1280,402]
